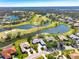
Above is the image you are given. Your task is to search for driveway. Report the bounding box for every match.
[24,51,49,59]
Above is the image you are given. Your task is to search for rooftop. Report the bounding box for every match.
[1,46,16,59]
[70,52,79,59]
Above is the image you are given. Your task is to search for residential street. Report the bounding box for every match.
[24,51,49,59]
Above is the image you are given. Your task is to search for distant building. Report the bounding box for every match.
[69,34,79,40]
[58,18,64,22]
[45,36,55,42]
[76,32,79,36]
[74,23,79,27]
[76,20,79,23]
[58,35,68,41]
[68,17,73,21]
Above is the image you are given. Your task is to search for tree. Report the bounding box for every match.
[46,54,56,59]
[0,37,6,42]
[37,56,44,59]
[66,55,71,59]
[27,36,32,43]
[16,32,21,38]
[46,41,58,49]
[41,47,45,50]
[52,41,58,48]
[6,33,12,41]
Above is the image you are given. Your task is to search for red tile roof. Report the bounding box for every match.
[1,47,16,59]
[70,52,79,59]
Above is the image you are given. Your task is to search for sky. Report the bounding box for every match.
[0,0,79,7]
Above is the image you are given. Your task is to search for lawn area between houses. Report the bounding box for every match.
[14,38,28,59]
[14,38,38,59]
[37,56,44,59]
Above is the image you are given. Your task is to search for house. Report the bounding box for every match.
[58,35,68,41]
[68,21,74,25]
[45,36,55,42]
[32,38,46,46]
[69,34,79,40]
[40,39,46,46]
[1,47,16,59]
[32,38,40,44]
[68,17,73,21]
[74,23,79,27]
[76,20,79,23]
[76,32,79,36]
[58,18,65,22]
[69,52,79,59]
[20,42,30,53]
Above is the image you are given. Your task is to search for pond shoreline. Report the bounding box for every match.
[0,21,76,48]
[0,21,30,29]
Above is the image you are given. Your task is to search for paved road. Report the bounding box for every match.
[24,51,49,59]
[2,44,13,49]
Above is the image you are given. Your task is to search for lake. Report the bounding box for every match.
[5,15,19,21]
[40,24,70,34]
[0,24,37,32]
[0,24,69,34]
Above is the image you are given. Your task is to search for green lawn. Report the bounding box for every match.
[62,49,75,56]
[14,38,28,59]
[0,21,30,29]
[37,56,44,59]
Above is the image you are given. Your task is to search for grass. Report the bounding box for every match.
[30,41,38,52]
[63,29,76,36]
[37,56,44,59]
[46,54,56,59]
[14,38,28,59]
[51,51,59,56]
[30,15,50,25]
[62,49,75,56]
[0,21,30,29]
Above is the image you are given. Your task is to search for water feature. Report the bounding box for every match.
[0,28,12,32]
[15,24,36,29]
[0,24,37,32]
[0,24,69,34]
[40,24,70,34]
[5,15,19,21]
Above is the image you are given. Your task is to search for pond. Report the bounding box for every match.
[40,24,70,34]
[0,24,37,32]
[5,15,19,21]
[15,24,37,29]
[0,24,69,34]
